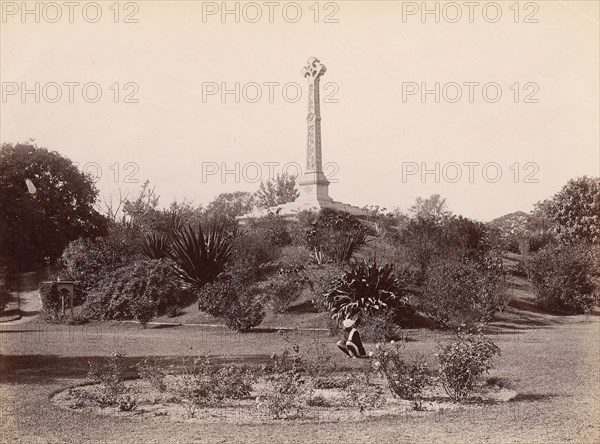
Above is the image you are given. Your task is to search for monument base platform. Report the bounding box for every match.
[239,197,365,220]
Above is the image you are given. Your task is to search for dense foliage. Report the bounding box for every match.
[0,142,108,271]
[542,176,600,245]
[325,260,409,321]
[254,173,299,208]
[82,259,192,325]
[371,341,431,409]
[307,208,371,264]
[166,223,232,289]
[437,333,500,402]
[525,243,598,313]
[423,256,505,329]
[58,230,139,296]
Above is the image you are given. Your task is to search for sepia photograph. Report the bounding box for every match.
[0,1,599,443]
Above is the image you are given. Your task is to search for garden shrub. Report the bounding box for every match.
[301,340,337,385]
[325,260,410,322]
[265,271,306,313]
[137,358,167,392]
[87,352,136,411]
[39,282,60,317]
[58,231,138,297]
[197,278,266,332]
[82,259,191,323]
[247,213,293,249]
[360,311,405,342]
[222,291,265,332]
[525,243,598,313]
[258,347,308,419]
[423,256,506,329]
[231,228,280,273]
[371,341,431,410]
[307,208,371,264]
[166,356,220,418]
[258,371,308,419]
[278,245,311,269]
[304,263,342,312]
[342,368,386,413]
[398,215,500,283]
[437,333,500,403]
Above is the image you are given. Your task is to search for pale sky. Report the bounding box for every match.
[1,1,598,221]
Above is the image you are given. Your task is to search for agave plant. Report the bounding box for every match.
[325,260,407,321]
[167,223,232,289]
[140,231,170,260]
[309,248,330,267]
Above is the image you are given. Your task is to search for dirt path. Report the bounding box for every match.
[1,270,47,325]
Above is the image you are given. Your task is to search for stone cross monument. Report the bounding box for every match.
[297,57,334,204]
[238,57,364,219]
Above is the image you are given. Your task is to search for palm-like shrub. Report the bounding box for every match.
[325,260,408,321]
[167,223,232,289]
[140,231,169,260]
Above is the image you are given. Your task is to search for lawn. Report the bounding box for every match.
[1,275,599,444]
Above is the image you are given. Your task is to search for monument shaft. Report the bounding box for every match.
[298,57,331,202]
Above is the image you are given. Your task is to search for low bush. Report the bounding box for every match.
[167,356,219,418]
[136,358,167,392]
[87,353,136,411]
[437,333,500,403]
[223,292,265,332]
[304,264,341,312]
[265,272,306,313]
[360,311,405,342]
[82,259,192,323]
[371,341,431,410]
[342,369,386,413]
[423,256,506,329]
[258,371,308,419]
[278,245,312,269]
[258,346,308,419]
[302,340,337,384]
[166,304,183,318]
[197,279,265,332]
[525,243,598,313]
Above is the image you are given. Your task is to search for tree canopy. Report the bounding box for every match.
[540,176,600,244]
[0,142,108,271]
[254,173,299,208]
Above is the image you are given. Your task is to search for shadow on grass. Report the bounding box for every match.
[0,353,280,384]
[510,393,560,402]
[151,324,181,329]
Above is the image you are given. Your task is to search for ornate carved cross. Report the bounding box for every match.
[302,57,326,172]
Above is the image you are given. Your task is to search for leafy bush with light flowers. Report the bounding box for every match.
[436,332,500,403]
[371,341,432,410]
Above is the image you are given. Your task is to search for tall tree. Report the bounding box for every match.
[541,176,600,244]
[204,191,255,226]
[0,142,108,271]
[408,194,452,222]
[254,173,299,208]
